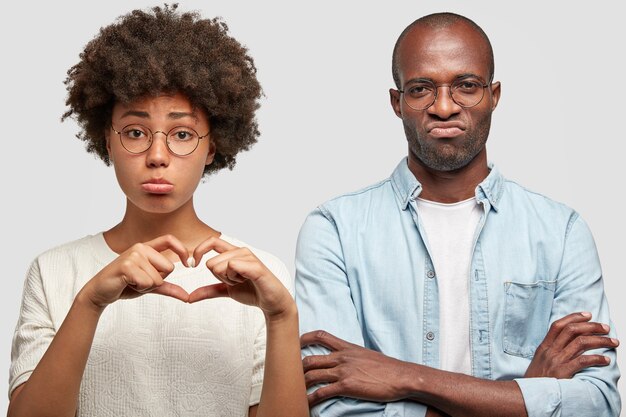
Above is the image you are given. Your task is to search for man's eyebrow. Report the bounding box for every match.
[404,73,485,85]
[405,77,435,85]
[454,73,484,81]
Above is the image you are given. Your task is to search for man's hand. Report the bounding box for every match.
[525,312,619,378]
[301,330,413,406]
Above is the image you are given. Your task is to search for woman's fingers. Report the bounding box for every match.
[144,234,190,267]
[151,282,190,302]
[192,236,237,268]
[118,258,154,292]
[88,234,195,307]
[188,283,230,303]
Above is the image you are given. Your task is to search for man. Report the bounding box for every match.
[295,12,620,417]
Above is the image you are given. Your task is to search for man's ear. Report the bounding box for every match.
[490,81,501,111]
[389,88,403,118]
[205,139,216,166]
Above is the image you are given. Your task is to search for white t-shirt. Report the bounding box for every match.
[417,197,482,375]
[10,233,292,416]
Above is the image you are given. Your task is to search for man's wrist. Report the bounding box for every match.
[397,361,428,399]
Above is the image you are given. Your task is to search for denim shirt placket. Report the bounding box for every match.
[468,196,493,379]
[408,190,441,369]
[407,185,495,376]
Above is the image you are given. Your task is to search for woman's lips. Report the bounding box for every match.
[142,182,174,194]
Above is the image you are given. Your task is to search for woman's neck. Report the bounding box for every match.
[103,197,219,256]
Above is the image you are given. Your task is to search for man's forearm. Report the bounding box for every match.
[302,330,529,417]
[401,363,527,417]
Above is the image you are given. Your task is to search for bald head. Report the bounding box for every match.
[392,13,494,89]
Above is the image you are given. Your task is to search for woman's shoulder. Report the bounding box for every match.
[21,234,110,311]
[32,233,112,273]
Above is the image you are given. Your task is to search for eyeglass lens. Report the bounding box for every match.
[118,124,201,156]
[403,79,486,110]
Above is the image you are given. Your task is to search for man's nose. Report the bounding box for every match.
[427,86,461,119]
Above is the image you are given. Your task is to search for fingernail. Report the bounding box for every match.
[580,312,592,318]
[604,357,611,364]
[602,324,610,332]
[611,338,619,345]
[187,257,196,268]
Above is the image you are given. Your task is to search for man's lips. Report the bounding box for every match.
[427,122,465,138]
[142,178,173,194]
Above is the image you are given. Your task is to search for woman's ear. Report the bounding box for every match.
[205,139,216,166]
[105,129,113,164]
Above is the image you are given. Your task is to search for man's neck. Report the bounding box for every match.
[408,150,490,203]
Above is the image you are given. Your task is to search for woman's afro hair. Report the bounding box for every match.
[63,4,262,175]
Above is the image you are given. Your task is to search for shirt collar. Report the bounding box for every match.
[390,157,504,211]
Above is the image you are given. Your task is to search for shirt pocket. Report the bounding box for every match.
[503,280,556,358]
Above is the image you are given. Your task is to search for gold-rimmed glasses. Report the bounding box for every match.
[111,124,210,156]
[398,77,490,110]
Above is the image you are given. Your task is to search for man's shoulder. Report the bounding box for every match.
[502,178,575,212]
[317,177,396,216]
[500,178,580,229]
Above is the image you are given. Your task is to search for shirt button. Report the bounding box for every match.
[426,331,435,341]
[427,270,435,279]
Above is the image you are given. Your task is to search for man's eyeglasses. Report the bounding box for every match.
[111,124,210,156]
[397,77,490,110]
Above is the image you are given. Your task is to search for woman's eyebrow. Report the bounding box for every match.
[168,111,198,120]
[118,110,198,121]
[120,110,150,119]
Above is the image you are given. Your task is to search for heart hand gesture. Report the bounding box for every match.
[188,236,293,318]
[80,234,191,309]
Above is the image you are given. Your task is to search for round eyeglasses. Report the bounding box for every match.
[111,124,210,156]
[398,78,490,110]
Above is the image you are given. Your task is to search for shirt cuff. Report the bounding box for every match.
[515,377,562,417]
[310,399,427,417]
[383,401,428,417]
[249,382,263,407]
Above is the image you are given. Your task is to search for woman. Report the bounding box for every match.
[8,5,307,417]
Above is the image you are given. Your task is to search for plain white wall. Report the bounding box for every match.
[1,0,623,410]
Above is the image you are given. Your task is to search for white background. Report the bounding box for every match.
[0,0,624,411]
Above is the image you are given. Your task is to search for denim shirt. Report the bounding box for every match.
[295,158,620,417]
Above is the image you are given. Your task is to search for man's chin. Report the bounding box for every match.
[416,152,476,172]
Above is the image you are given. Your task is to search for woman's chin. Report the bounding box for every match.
[127,195,190,216]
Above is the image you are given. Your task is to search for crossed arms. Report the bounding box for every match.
[295,208,621,417]
[300,312,617,417]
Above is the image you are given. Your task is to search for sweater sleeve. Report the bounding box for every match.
[9,259,57,398]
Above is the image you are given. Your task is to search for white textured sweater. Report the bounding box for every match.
[10,233,292,416]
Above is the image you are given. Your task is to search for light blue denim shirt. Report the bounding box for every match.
[295,158,620,417]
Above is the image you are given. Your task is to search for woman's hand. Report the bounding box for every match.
[79,234,191,309]
[188,236,294,318]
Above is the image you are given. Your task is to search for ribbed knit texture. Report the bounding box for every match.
[10,233,292,416]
